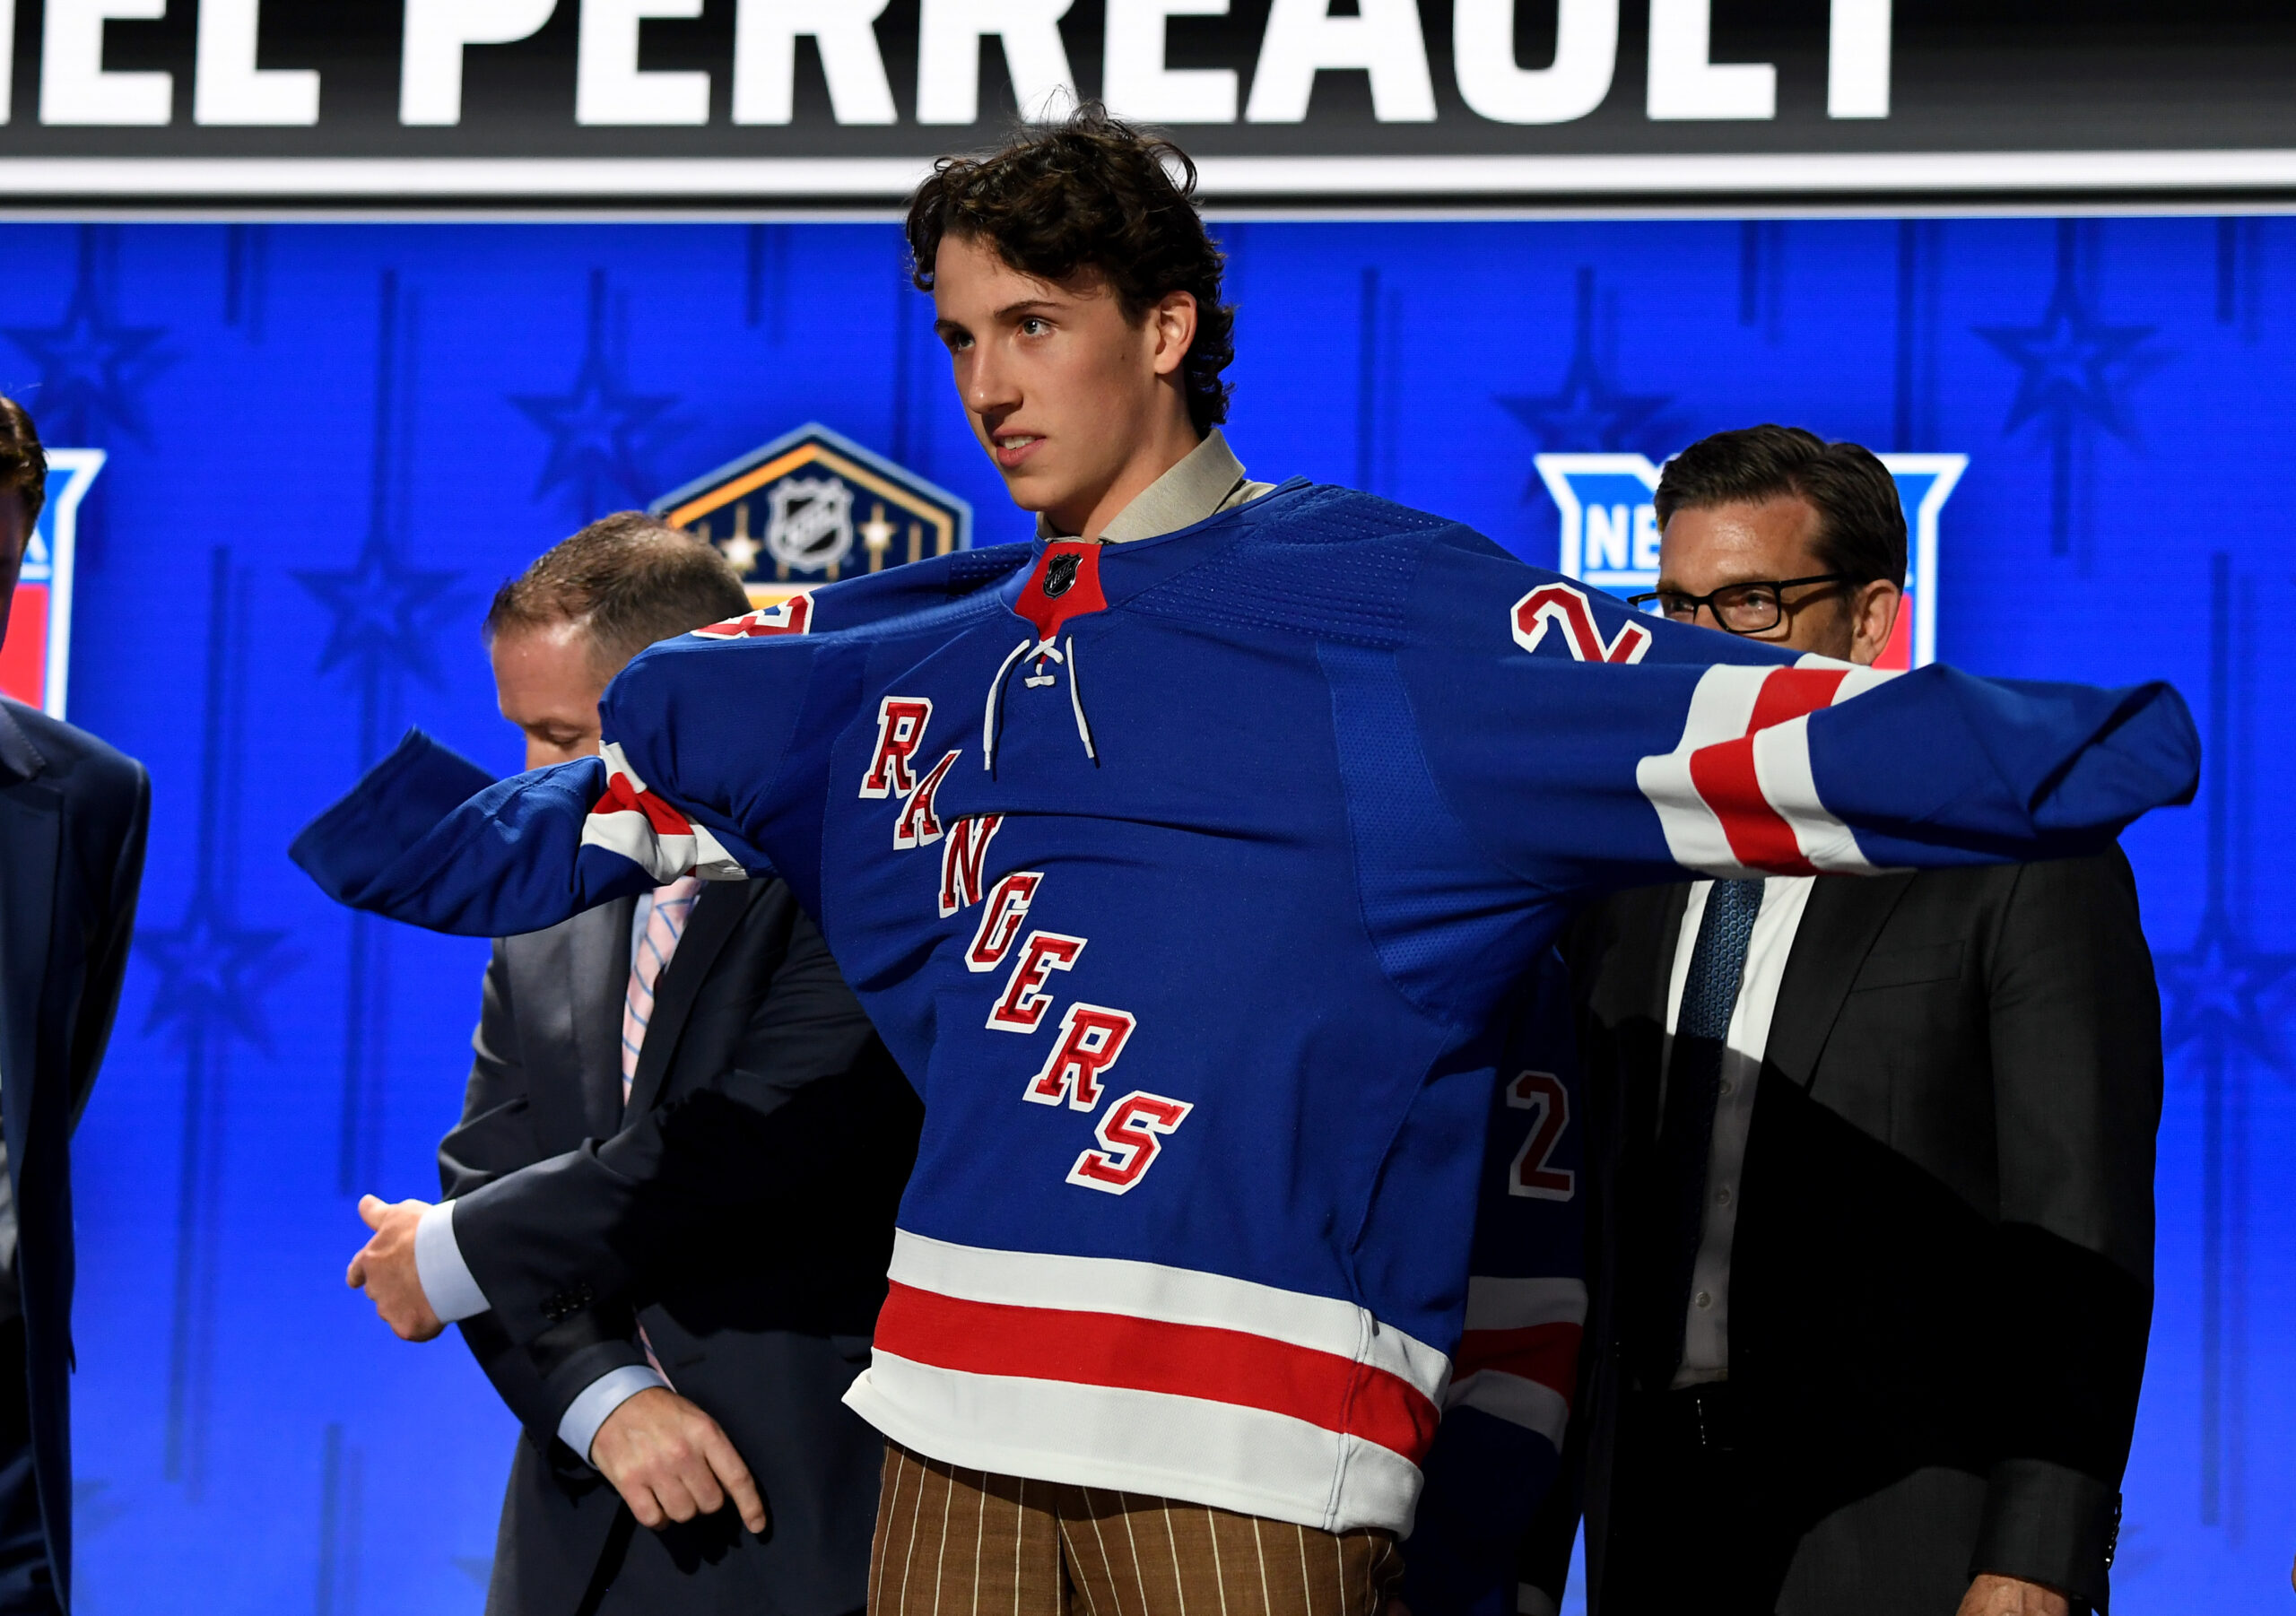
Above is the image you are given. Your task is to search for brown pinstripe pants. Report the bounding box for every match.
[868,1446,1403,1616]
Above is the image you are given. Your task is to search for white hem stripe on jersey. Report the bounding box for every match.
[846,1357,1426,1536]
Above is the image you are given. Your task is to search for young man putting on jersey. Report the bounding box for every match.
[299,109,2199,1616]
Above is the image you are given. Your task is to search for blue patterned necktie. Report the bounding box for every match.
[1639,877,1765,1386]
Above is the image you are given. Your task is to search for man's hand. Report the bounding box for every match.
[1957,1575,2072,1616]
[344,1195,445,1342]
[589,1387,769,1535]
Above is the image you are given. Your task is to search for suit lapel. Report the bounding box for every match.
[625,882,750,1118]
[506,904,614,1151]
[1598,882,1690,1121]
[537,895,638,1147]
[1766,872,1918,1091]
[570,897,638,1140]
[1641,884,1692,1029]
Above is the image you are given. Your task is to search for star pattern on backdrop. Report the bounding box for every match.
[509,268,679,519]
[2158,908,2296,1070]
[4,225,172,446]
[139,887,292,1055]
[1496,265,1673,457]
[291,532,463,688]
[718,529,761,572]
[1974,239,2162,442]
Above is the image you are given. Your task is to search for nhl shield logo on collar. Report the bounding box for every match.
[650,422,973,613]
[1015,543,1107,642]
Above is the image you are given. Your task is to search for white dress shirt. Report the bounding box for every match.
[1661,875,1814,1388]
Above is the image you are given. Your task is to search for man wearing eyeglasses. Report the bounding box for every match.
[1539,426,2161,1616]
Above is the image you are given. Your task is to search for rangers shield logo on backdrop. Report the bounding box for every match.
[1535,452,1967,670]
[651,422,972,611]
[0,448,102,717]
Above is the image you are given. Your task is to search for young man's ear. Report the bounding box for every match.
[1148,291,1198,378]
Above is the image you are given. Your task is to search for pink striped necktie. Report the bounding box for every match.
[622,875,704,1107]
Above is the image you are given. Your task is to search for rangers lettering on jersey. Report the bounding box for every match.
[988,932,1085,1032]
[862,696,933,798]
[937,813,1004,917]
[967,872,1042,971]
[894,750,961,849]
[1024,1003,1137,1109]
[1067,1091,1193,1194]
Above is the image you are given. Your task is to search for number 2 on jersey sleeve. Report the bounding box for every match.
[1506,1070,1575,1201]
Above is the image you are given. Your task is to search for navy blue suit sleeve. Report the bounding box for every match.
[68,755,147,1132]
[439,942,652,1453]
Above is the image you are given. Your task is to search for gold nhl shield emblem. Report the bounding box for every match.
[651,422,973,610]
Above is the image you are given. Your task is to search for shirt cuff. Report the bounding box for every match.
[557,1365,671,1467]
[413,1200,491,1324]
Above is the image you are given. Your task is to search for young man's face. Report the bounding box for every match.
[932,233,1200,539]
[491,619,615,771]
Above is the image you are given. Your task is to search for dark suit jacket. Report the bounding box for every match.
[1553,854,2158,1616]
[0,699,146,1611]
[440,875,918,1616]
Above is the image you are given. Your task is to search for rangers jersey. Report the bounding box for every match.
[294,480,2196,1539]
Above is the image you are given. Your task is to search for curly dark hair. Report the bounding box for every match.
[905,104,1237,435]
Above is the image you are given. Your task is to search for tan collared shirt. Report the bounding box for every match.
[1034,430,1276,544]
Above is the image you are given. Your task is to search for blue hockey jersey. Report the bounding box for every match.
[294,481,2197,1538]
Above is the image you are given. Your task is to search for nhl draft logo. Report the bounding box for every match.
[652,422,972,612]
[1534,452,1967,670]
[766,476,854,572]
[0,448,102,718]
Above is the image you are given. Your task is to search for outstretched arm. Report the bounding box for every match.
[291,632,806,936]
[1398,542,2199,898]
[290,549,1024,939]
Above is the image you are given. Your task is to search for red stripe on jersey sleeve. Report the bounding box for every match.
[1685,666,1849,874]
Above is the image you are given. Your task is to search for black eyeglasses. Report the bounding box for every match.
[1625,574,1851,635]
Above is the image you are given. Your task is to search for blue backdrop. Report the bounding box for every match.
[0,213,2285,1612]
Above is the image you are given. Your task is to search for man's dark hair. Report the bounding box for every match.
[904,103,1237,435]
[0,396,47,529]
[1655,424,1906,588]
[484,512,749,672]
